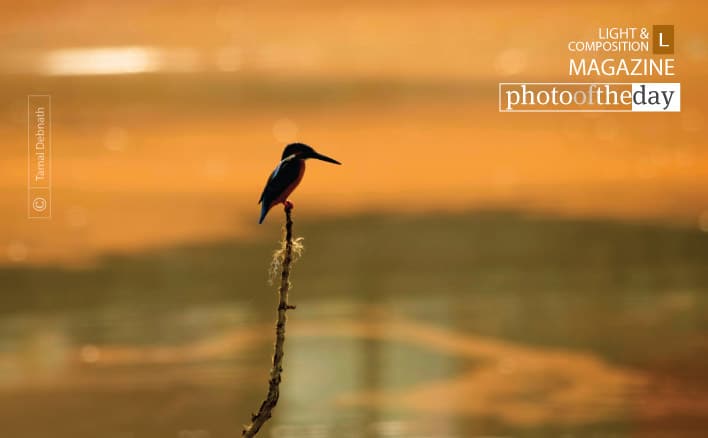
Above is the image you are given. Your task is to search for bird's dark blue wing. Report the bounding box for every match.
[258,159,303,223]
[258,169,275,205]
[258,157,291,204]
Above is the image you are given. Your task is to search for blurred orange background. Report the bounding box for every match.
[0,0,706,265]
[1,3,708,437]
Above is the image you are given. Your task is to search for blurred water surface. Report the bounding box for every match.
[1,213,707,437]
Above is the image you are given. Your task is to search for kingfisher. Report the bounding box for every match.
[258,143,341,224]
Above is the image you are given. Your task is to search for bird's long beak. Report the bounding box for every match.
[311,151,341,165]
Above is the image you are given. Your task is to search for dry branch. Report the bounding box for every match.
[242,203,297,437]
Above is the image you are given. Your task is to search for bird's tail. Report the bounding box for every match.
[258,202,270,224]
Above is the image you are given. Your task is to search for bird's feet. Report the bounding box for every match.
[284,200,294,211]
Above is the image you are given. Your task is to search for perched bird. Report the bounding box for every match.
[258,143,341,223]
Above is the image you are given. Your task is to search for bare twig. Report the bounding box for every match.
[242,203,297,437]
